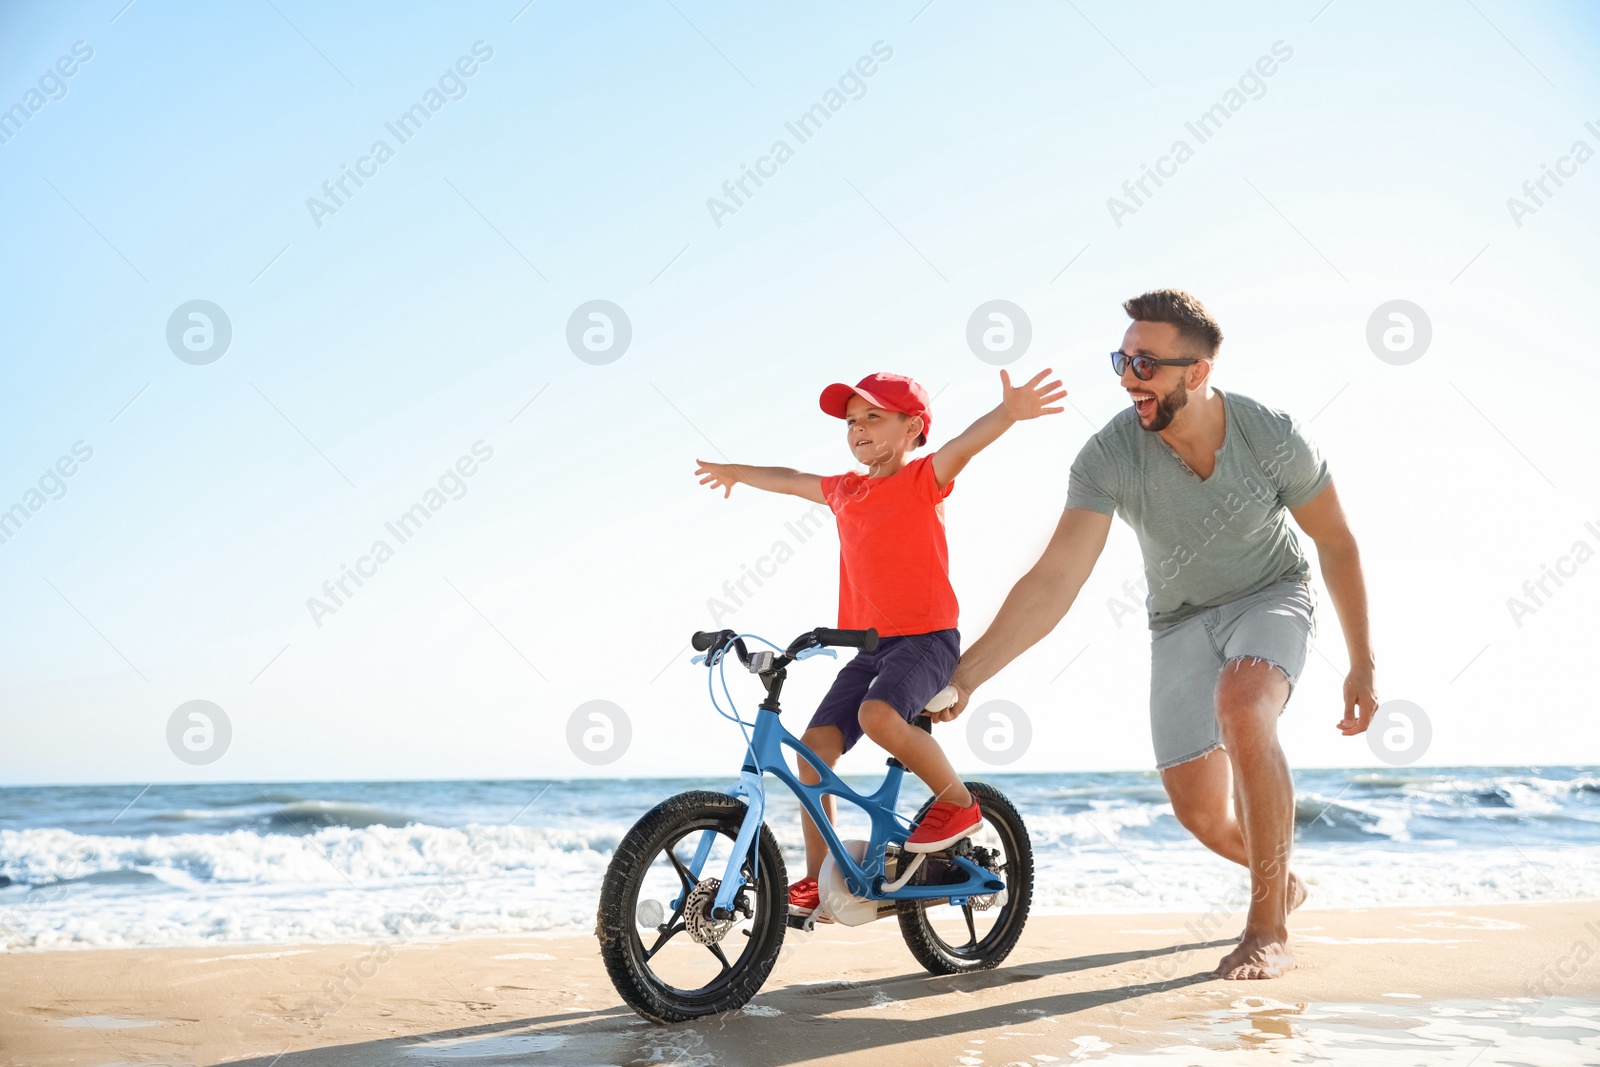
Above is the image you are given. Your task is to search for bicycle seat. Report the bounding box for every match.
[923,685,958,714]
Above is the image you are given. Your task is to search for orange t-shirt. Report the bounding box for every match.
[820,455,958,637]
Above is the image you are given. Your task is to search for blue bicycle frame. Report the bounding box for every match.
[685,635,1004,918]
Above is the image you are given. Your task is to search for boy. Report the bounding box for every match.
[694,368,1064,918]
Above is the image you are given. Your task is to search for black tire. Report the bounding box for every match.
[897,780,1033,974]
[596,790,787,1023]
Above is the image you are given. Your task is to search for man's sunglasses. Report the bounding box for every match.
[1109,351,1201,381]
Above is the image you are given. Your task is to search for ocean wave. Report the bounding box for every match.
[1040,783,1173,805]
[1387,773,1599,808]
[154,809,239,823]
[1019,804,1174,847]
[1,769,1596,950]
[0,823,619,888]
[265,800,418,831]
[147,799,421,832]
[4,832,1597,950]
[1294,795,1412,843]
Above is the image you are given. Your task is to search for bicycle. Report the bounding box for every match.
[596,625,1033,1023]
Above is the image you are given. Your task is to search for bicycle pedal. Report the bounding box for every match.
[921,841,969,861]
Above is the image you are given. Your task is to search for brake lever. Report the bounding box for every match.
[794,646,838,661]
[691,654,708,666]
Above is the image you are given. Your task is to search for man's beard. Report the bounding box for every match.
[1137,378,1188,432]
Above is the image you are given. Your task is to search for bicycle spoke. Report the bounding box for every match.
[665,843,699,894]
[706,941,733,977]
[640,842,699,967]
[657,874,694,932]
[644,922,685,961]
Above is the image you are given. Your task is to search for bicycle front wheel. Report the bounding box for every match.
[596,790,787,1023]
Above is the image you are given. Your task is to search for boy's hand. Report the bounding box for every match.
[694,462,827,503]
[931,368,1067,487]
[1000,368,1067,422]
[695,459,741,498]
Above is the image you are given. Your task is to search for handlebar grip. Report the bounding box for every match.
[691,631,722,652]
[814,627,879,653]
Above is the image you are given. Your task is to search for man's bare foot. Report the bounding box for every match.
[1215,930,1296,980]
[1233,872,1308,943]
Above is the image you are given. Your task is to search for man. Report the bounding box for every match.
[936,289,1377,980]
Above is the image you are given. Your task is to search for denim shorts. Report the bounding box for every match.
[805,629,960,753]
[1149,578,1314,770]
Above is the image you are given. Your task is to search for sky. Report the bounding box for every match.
[1,0,1598,785]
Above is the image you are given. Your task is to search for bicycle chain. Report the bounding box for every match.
[966,843,1004,912]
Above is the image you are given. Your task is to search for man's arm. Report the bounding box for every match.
[695,460,826,504]
[931,369,1066,487]
[1288,480,1378,736]
[932,507,1112,721]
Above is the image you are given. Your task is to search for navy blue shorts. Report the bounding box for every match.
[804,629,960,753]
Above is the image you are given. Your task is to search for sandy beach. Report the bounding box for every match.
[6,900,1598,1066]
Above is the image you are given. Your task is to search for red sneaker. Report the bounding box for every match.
[787,877,820,916]
[905,799,982,853]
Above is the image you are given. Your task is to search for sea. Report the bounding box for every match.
[1,767,1596,951]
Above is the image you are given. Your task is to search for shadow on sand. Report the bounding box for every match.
[221,937,1231,1067]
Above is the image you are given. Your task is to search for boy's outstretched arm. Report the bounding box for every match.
[931,369,1066,487]
[695,460,826,504]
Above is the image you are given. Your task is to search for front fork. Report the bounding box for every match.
[678,770,765,919]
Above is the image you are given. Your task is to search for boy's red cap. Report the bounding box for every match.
[819,373,932,438]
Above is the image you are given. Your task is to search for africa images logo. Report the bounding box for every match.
[1105,40,1293,228]
[305,42,494,228]
[705,41,894,228]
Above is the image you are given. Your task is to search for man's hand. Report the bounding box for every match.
[999,368,1067,422]
[695,459,741,498]
[927,672,973,723]
[1337,665,1378,735]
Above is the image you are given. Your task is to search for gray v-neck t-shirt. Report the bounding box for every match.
[1066,390,1331,630]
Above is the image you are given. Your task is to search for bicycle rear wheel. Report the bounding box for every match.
[596,790,787,1022]
[897,781,1033,974]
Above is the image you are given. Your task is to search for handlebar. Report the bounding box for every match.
[690,626,879,669]
[813,627,879,652]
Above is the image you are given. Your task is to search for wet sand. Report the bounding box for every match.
[5,901,1599,1066]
